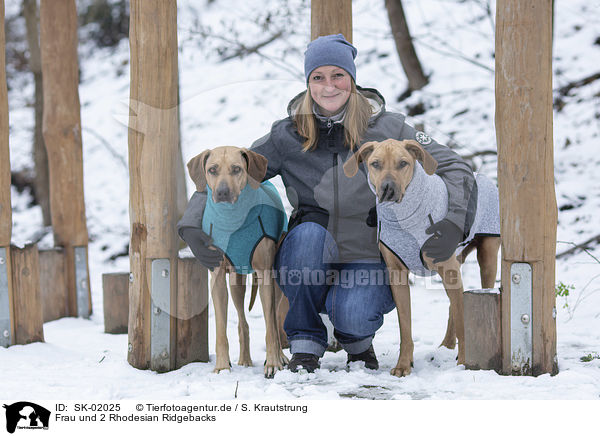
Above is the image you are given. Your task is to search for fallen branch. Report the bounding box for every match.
[557,235,600,261]
[556,71,600,97]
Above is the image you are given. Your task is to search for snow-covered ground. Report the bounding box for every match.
[2,0,599,414]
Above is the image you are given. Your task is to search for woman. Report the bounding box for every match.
[178,34,476,373]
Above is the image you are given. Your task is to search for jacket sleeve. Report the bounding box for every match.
[249,119,286,181]
[399,122,477,238]
[177,190,208,236]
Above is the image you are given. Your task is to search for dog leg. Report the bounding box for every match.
[380,244,414,377]
[433,257,466,365]
[253,238,288,378]
[440,305,456,349]
[477,236,501,289]
[275,283,289,349]
[210,267,231,373]
[229,271,252,367]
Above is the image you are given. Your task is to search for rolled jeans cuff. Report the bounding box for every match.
[289,339,327,358]
[339,335,373,355]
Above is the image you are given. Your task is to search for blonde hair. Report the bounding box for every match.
[294,81,373,152]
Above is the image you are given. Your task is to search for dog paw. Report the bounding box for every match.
[237,356,253,367]
[439,338,457,349]
[213,359,232,374]
[390,365,412,377]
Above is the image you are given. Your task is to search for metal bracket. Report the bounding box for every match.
[0,247,11,347]
[74,247,90,319]
[510,262,533,375]
[151,258,171,371]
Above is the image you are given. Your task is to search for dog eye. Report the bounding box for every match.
[208,166,218,175]
[370,161,381,170]
[398,161,408,169]
[231,166,242,175]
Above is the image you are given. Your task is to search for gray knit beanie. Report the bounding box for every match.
[304,34,357,83]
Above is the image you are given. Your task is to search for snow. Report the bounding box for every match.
[2,0,599,417]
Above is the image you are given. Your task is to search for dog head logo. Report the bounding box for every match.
[3,402,50,434]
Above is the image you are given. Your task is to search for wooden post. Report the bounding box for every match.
[496,0,557,375]
[464,289,502,372]
[0,0,15,348]
[39,248,68,322]
[128,0,179,371]
[11,244,44,345]
[102,273,130,334]
[39,0,91,319]
[176,258,209,367]
[311,0,352,42]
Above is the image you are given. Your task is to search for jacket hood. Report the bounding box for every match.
[286,86,386,125]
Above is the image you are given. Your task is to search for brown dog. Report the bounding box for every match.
[187,146,288,378]
[343,139,501,377]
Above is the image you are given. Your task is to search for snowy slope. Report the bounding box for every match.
[2,0,599,405]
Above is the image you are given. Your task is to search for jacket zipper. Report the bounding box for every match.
[332,152,339,241]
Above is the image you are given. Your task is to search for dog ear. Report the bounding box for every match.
[187,150,211,192]
[241,149,268,189]
[405,140,438,175]
[343,141,376,177]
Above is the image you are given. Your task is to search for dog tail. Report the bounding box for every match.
[248,272,259,311]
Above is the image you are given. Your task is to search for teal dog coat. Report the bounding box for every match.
[202,181,287,274]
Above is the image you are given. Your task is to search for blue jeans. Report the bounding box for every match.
[274,222,396,357]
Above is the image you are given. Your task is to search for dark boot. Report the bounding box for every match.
[288,353,320,373]
[347,344,379,370]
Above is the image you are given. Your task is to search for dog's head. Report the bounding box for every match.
[343,139,437,203]
[187,146,268,203]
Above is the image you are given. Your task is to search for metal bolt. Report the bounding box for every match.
[76,254,81,262]
[521,314,530,324]
[160,351,168,359]
[0,257,4,265]
[552,308,557,319]
[512,273,521,284]
[154,307,161,315]
[80,279,87,289]
[161,269,169,278]
[512,363,520,372]
[2,330,8,338]
[128,343,133,353]
[129,273,134,283]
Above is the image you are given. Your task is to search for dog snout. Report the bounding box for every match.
[215,181,233,202]
[379,178,399,202]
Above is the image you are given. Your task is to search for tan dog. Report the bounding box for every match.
[187,146,288,378]
[343,139,500,377]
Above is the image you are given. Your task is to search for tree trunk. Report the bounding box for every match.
[385,0,428,92]
[40,0,91,318]
[128,0,179,371]
[496,0,557,376]
[311,0,352,42]
[24,0,51,227]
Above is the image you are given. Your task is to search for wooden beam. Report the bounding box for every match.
[464,289,502,372]
[102,273,129,334]
[311,0,352,42]
[11,244,44,345]
[39,248,69,322]
[176,258,209,368]
[0,0,10,249]
[39,0,91,318]
[128,0,179,371]
[495,0,557,375]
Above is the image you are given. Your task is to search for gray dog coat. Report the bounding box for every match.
[370,162,500,276]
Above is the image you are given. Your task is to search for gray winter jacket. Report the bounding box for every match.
[178,87,477,263]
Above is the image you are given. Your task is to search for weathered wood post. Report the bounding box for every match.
[39,0,91,319]
[311,0,352,42]
[0,0,15,348]
[496,0,558,375]
[128,0,179,371]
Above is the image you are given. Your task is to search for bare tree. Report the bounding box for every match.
[24,0,51,226]
[385,0,428,97]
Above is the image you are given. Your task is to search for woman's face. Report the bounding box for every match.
[308,65,352,117]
